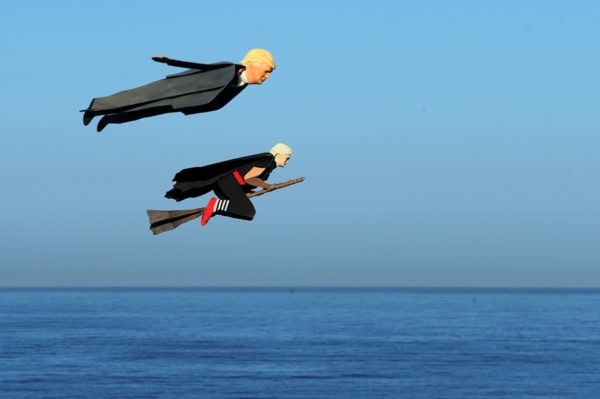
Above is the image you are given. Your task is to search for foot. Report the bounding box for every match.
[97,115,109,132]
[201,197,217,226]
[83,111,94,126]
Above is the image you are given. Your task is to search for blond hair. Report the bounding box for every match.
[269,143,293,156]
[240,49,276,70]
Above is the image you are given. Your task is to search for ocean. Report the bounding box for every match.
[1,288,598,398]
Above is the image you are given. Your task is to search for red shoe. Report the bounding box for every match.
[201,197,217,226]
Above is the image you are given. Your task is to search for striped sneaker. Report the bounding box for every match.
[201,197,217,226]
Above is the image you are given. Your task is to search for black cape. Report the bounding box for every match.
[82,59,246,132]
[165,153,275,202]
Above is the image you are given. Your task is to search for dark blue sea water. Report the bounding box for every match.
[1,288,599,398]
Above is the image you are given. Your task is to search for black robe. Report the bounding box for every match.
[82,59,246,132]
[165,153,275,202]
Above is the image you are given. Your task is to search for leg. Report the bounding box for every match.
[96,106,174,132]
[213,174,256,221]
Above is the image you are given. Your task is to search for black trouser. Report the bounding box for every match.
[213,174,256,220]
[98,106,172,127]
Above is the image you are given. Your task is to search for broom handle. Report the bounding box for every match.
[147,177,305,234]
[157,177,305,215]
[246,177,305,199]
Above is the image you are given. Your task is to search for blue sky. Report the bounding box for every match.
[1,1,598,286]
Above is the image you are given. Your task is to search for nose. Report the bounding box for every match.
[264,72,270,79]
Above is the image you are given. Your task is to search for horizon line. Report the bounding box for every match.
[1,285,599,290]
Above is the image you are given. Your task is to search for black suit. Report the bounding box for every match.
[82,61,246,132]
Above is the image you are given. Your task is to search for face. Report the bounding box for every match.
[275,153,291,167]
[245,63,273,85]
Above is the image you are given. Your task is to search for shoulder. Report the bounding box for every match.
[250,153,274,167]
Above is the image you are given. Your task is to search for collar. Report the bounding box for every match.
[237,71,248,87]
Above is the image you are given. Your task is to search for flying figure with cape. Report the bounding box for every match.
[82,49,275,132]
[147,143,303,234]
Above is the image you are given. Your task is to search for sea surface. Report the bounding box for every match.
[0,287,599,398]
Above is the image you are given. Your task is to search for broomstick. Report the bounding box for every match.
[146,177,304,235]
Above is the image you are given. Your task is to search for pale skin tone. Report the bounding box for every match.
[245,62,273,84]
[244,154,291,191]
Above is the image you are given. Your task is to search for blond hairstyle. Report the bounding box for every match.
[269,143,293,156]
[240,49,276,70]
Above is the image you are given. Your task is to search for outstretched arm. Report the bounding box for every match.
[151,56,227,71]
[244,167,275,191]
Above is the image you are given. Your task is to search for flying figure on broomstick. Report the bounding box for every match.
[147,143,303,234]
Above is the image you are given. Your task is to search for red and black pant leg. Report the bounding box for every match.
[213,171,256,220]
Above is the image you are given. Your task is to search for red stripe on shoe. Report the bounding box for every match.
[201,197,217,226]
[233,171,246,185]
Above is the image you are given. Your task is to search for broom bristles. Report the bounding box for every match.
[146,208,205,235]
